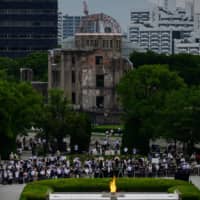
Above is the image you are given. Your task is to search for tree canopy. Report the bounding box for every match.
[0,51,48,82]
[39,89,91,154]
[18,52,48,81]
[0,80,43,159]
[130,51,200,86]
[161,87,200,154]
[117,65,185,154]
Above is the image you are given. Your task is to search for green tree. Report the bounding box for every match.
[0,81,43,159]
[130,51,200,86]
[40,89,71,151]
[161,87,200,154]
[117,65,185,154]
[18,51,48,81]
[40,89,91,153]
[69,112,91,153]
[0,57,20,81]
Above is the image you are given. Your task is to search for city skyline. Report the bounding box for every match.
[58,0,200,32]
[58,0,154,32]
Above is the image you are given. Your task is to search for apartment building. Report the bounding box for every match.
[129,3,194,54]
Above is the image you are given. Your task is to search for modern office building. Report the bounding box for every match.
[58,12,63,46]
[62,14,96,40]
[129,2,195,54]
[130,9,151,23]
[193,0,200,31]
[0,0,58,58]
[174,30,200,54]
[63,15,82,39]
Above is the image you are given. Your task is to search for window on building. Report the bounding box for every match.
[72,71,75,83]
[105,40,109,48]
[86,40,90,46]
[52,71,60,87]
[110,40,113,48]
[94,40,99,48]
[96,96,104,108]
[90,40,94,46]
[54,55,60,64]
[96,75,104,87]
[72,92,76,104]
[95,56,103,65]
[72,56,75,64]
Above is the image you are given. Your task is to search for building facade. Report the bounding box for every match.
[174,30,200,54]
[0,0,58,58]
[62,15,82,39]
[48,13,133,124]
[58,12,63,46]
[62,14,96,40]
[129,3,195,54]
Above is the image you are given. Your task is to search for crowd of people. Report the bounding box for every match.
[1,134,200,185]
[0,148,200,185]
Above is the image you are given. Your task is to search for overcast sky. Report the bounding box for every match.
[58,0,154,32]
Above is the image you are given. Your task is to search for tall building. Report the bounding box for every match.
[129,4,194,54]
[194,0,200,13]
[194,0,200,31]
[58,12,63,46]
[62,14,96,40]
[149,0,177,11]
[0,0,58,58]
[163,0,176,11]
[176,0,186,8]
[62,15,82,39]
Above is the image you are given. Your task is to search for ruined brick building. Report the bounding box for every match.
[48,13,133,124]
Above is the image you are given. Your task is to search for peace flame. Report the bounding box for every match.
[110,176,117,193]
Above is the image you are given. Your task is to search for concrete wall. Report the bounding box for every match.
[48,34,132,124]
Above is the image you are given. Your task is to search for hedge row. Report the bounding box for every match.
[92,125,123,133]
[20,178,200,200]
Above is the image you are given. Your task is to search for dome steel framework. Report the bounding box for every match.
[78,13,122,33]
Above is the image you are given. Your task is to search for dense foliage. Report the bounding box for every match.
[130,51,200,86]
[117,65,185,154]
[92,125,123,133]
[0,80,43,159]
[20,178,200,200]
[39,89,91,153]
[0,51,48,82]
[118,51,200,154]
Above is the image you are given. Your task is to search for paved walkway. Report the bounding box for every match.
[190,176,200,190]
[0,184,25,200]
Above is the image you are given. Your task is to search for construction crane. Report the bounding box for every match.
[83,0,89,16]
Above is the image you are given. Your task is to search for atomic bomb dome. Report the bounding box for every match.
[78,13,122,33]
[49,12,133,124]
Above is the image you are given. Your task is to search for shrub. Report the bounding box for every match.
[20,178,199,200]
[20,183,53,200]
[92,125,123,133]
[168,185,200,200]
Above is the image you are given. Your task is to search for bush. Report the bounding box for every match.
[92,125,123,133]
[20,183,53,200]
[168,185,200,200]
[20,178,200,200]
